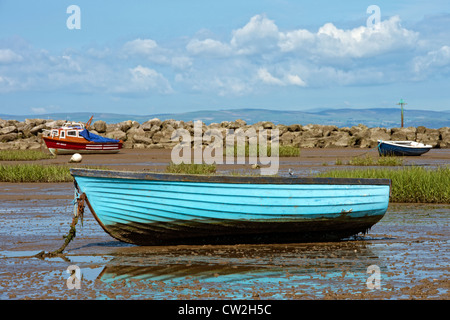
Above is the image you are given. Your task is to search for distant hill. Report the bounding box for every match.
[1,108,449,128]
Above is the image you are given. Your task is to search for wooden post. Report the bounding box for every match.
[397,99,407,128]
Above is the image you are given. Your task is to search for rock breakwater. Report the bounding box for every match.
[0,118,448,150]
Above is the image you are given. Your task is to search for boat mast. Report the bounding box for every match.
[85,115,94,129]
[397,98,407,128]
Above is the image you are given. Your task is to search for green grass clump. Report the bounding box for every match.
[335,155,404,166]
[278,145,301,157]
[317,166,450,203]
[224,144,300,157]
[165,162,217,175]
[0,164,72,182]
[0,149,55,161]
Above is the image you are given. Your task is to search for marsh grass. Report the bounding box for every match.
[226,170,264,177]
[165,162,217,175]
[0,149,55,161]
[0,164,112,182]
[0,164,72,182]
[317,166,450,203]
[224,144,300,157]
[335,155,404,166]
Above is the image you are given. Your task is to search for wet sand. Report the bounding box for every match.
[3,146,449,174]
[0,148,449,300]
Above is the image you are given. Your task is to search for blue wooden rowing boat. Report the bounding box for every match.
[70,168,391,245]
[377,140,432,156]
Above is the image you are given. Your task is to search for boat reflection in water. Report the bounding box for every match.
[95,242,384,299]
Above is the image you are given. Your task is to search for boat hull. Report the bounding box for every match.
[71,169,391,245]
[43,137,122,155]
[378,141,432,156]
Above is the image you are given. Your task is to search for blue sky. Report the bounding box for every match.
[0,0,449,115]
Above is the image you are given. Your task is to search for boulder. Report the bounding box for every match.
[320,131,352,148]
[0,118,7,128]
[148,118,162,127]
[287,124,302,132]
[93,120,107,133]
[359,127,391,148]
[228,119,247,130]
[0,125,17,135]
[297,138,318,148]
[30,124,46,135]
[301,125,324,138]
[321,125,338,137]
[349,124,368,136]
[438,127,450,148]
[133,143,146,149]
[132,135,153,145]
[126,127,145,141]
[390,127,416,141]
[151,131,163,144]
[417,128,440,147]
[279,132,296,145]
[0,133,18,142]
[106,130,127,141]
[119,120,133,132]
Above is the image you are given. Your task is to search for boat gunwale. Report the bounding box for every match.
[70,168,391,185]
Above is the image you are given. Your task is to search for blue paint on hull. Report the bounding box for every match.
[378,141,432,156]
[71,169,391,245]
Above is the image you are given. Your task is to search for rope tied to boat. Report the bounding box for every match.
[35,192,86,258]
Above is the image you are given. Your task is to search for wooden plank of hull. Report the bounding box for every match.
[99,214,385,245]
[72,168,391,245]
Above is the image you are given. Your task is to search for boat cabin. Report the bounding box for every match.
[43,122,86,142]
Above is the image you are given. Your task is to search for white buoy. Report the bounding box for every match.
[69,153,82,163]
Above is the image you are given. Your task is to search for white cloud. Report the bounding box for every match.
[122,38,171,65]
[285,74,306,87]
[61,55,82,72]
[413,45,450,76]
[0,75,15,93]
[186,38,232,57]
[279,16,419,59]
[0,49,23,64]
[213,77,250,96]
[123,38,158,55]
[123,38,192,70]
[171,56,193,70]
[257,68,307,87]
[231,14,280,55]
[0,13,445,100]
[257,68,284,85]
[125,65,173,94]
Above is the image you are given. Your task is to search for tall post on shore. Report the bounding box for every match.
[397,98,407,128]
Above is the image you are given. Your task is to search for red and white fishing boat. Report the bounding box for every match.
[42,117,123,155]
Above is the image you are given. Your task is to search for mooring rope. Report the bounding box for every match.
[35,192,86,259]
